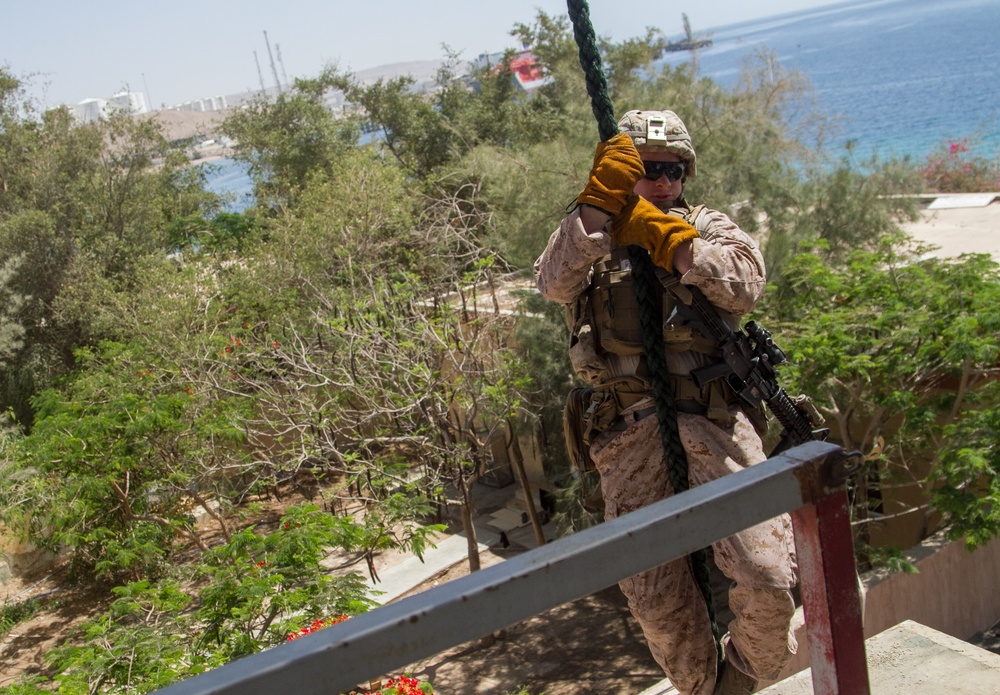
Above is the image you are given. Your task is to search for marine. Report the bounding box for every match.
[534,110,798,695]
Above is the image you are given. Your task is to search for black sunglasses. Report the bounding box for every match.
[642,160,686,182]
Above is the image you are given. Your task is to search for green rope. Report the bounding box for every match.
[565,0,618,141]
[628,251,689,492]
[565,0,723,674]
[630,247,722,669]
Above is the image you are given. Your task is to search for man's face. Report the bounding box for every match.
[633,150,684,211]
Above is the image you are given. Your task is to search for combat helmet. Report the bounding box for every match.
[617,110,697,178]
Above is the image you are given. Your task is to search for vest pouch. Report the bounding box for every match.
[590,250,645,356]
[662,320,695,352]
[568,320,608,383]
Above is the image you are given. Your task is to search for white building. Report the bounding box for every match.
[173,96,228,113]
[72,98,106,123]
[108,90,148,114]
[203,95,228,111]
[71,91,148,123]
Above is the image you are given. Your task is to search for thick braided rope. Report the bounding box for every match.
[627,249,689,490]
[565,0,723,668]
[566,0,618,141]
[629,247,722,657]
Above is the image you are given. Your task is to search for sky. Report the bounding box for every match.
[3,0,845,111]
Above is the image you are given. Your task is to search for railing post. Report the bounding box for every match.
[791,453,871,695]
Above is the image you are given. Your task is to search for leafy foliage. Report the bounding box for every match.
[760,240,1000,552]
[2,11,1000,691]
[166,211,261,255]
[222,69,360,209]
[35,505,378,694]
[0,598,39,638]
[927,382,1000,548]
[0,254,27,370]
[0,70,219,426]
[333,52,555,181]
[14,339,251,579]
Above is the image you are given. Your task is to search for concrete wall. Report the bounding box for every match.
[771,531,1000,682]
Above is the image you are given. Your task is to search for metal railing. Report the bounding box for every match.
[155,440,870,695]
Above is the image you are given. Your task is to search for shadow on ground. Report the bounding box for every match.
[399,584,664,695]
[0,580,111,685]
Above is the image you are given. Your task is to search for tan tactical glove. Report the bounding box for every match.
[611,195,699,270]
[576,133,645,216]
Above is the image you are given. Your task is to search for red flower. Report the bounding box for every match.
[286,614,352,642]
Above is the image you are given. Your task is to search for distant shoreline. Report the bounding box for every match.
[189,149,233,166]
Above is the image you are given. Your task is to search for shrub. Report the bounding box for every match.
[0,598,39,637]
[919,137,1000,193]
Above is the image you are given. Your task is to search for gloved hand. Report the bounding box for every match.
[576,133,645,216]
[611,195,699,270]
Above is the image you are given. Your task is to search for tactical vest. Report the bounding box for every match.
[587,245,722,360]
[567,204,764,431]
[582,203,720,362]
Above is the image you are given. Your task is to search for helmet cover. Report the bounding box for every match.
[617,109,697,178]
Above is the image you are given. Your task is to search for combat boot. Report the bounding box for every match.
[713,662,758,695]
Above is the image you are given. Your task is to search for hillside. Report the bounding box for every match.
[137,110,227,143]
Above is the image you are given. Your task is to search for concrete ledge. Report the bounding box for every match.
[759,620,1000,694]
[900,197,1000,263]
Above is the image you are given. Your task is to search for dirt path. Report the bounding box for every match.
[0,569,110,686]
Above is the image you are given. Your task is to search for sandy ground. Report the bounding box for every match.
[900,195,1000,262]
[137,110,227,142]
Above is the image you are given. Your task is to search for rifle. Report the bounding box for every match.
[663,277,828,456]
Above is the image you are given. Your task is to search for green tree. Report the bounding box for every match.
[761,237,1000,556]
[37,505,378,694]
[165,210,261,256]
[209,136,542,560]
[931,391,1000,548]
[0,70,219,426]
[0,254,26,372]
[11,340,253,580]
[759,152,920,282]
[222,71,360,209]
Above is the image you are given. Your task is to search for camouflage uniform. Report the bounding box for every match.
[533,201,798,695]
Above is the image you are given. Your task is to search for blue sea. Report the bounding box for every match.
[199,158,255,212]
[663,0,1000,162]
[204,0,1000,208]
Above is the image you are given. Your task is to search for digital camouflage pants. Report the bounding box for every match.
[591,408,798,695]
